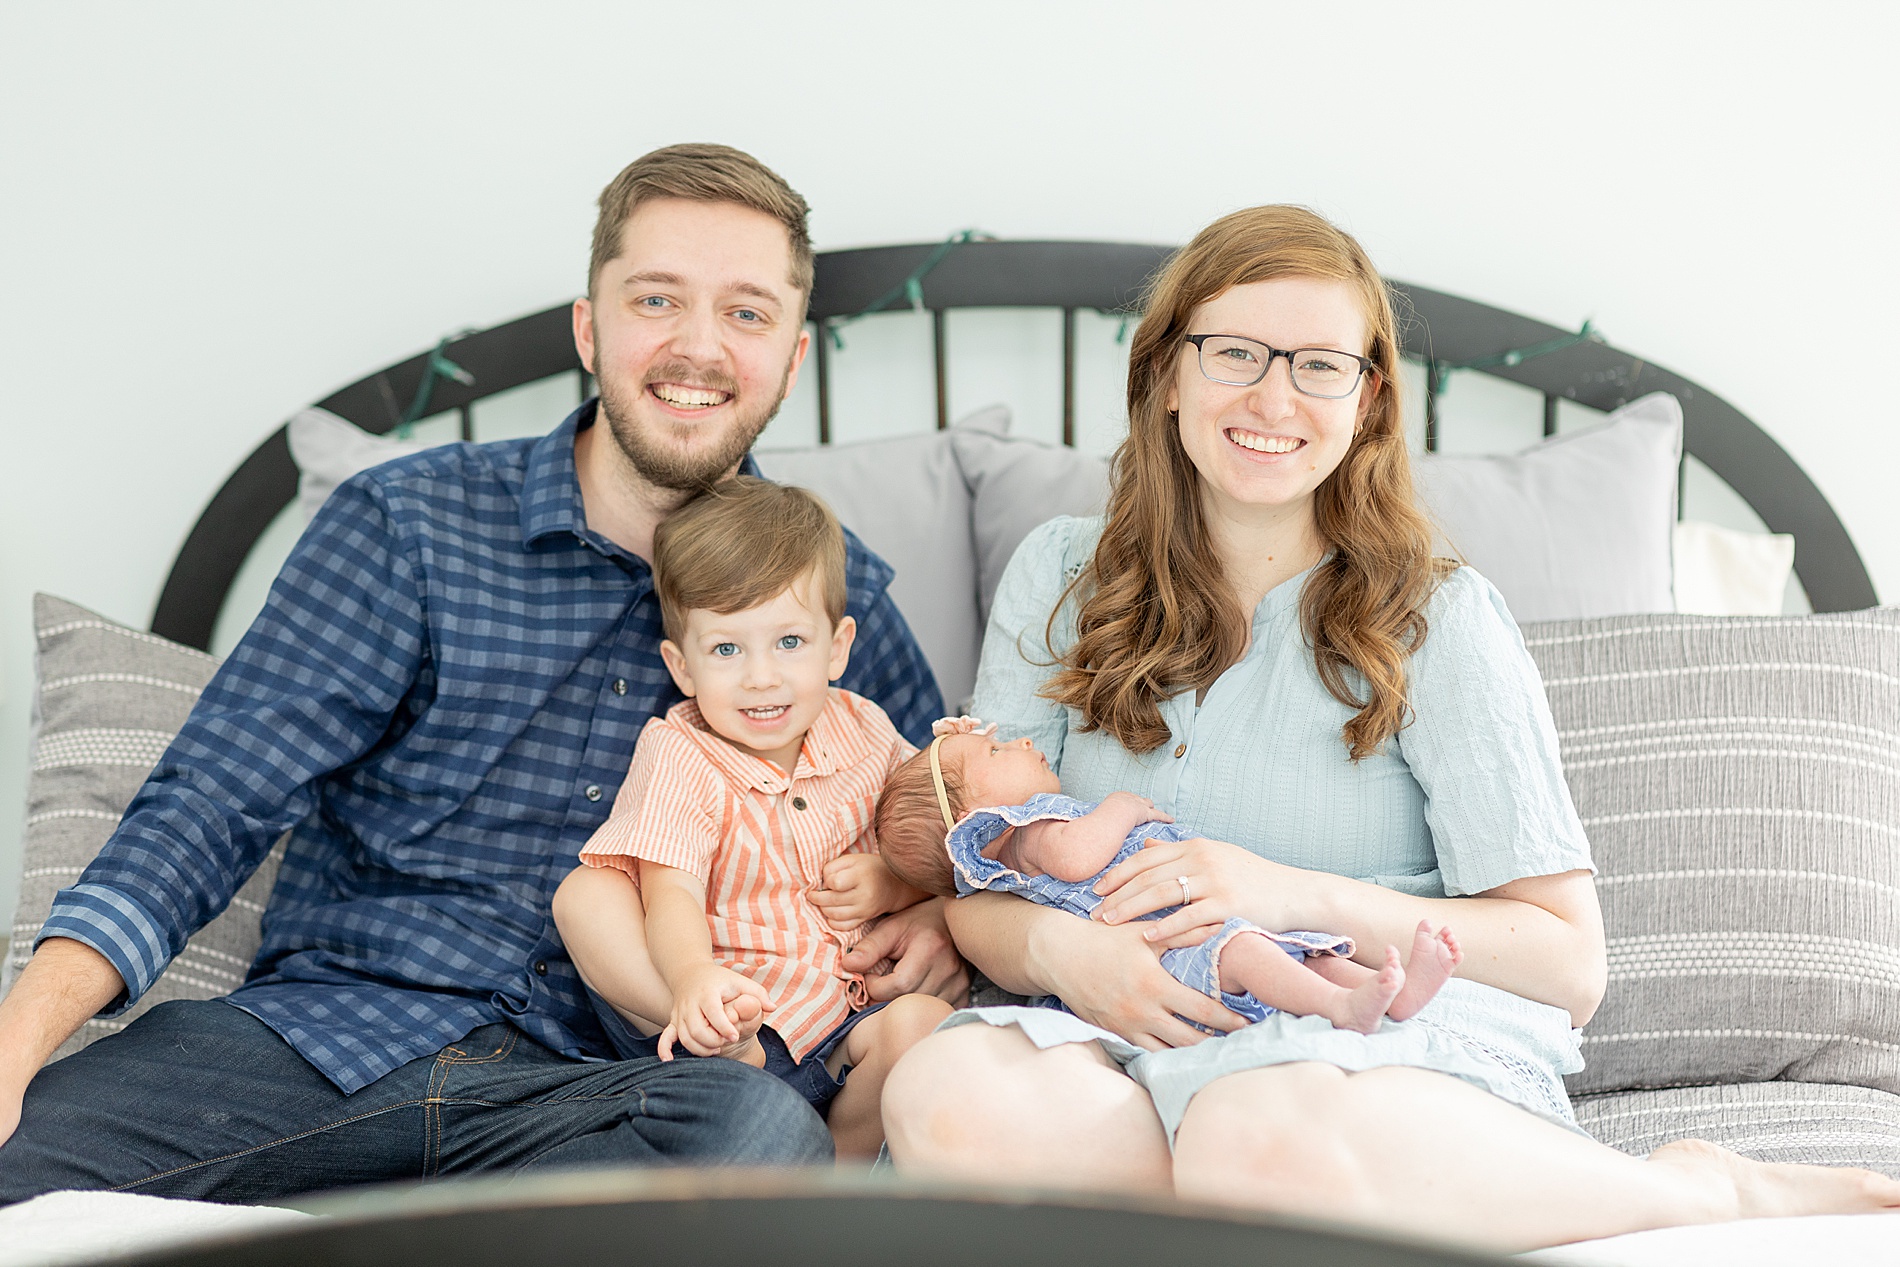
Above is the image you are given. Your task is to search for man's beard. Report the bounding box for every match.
[595,356,792,493]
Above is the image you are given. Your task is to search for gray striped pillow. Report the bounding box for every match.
[1523,609,1900,1098]
[2,594,282,1058]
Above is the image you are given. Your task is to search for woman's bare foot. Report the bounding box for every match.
[1386,922,1462,1021]
[1325,945,1405,1034]
[1650,1138,1900,1221]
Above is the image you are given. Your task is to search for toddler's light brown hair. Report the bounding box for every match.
[652,476,847,643]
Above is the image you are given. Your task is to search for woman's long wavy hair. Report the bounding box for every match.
[1042,206,1451,762]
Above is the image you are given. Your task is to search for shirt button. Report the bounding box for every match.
[611,678,627,695]
[1173,743,1188,759]
[791,796,808,811]
[533,960,549,976]
[584,784,603,801]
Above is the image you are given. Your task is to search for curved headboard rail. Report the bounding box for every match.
[150,241,1874,650]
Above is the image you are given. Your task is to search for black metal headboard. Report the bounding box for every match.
[150,240,1875,650]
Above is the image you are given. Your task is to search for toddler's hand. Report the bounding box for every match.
[657,964,773,1060]
[1099,790,1173,825]
[810,853,907,930]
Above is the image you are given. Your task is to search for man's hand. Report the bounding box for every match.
[809,854,923,931]
[657,963,773,1060]
[0,938,124,1149]
[839,898,970,1006]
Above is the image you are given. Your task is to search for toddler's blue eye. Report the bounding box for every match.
[778,635,804,650]
[713,642,739,657]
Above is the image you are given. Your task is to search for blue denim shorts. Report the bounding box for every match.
[590,990,885,1114]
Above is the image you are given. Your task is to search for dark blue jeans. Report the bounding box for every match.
[0,999,832,1207]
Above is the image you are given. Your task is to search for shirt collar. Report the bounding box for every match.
[667,691,869,794]
[520,399,763,555]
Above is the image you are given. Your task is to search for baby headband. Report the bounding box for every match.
[927,735,956,832]
[926,715,999,833]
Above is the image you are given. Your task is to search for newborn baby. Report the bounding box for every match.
[871,722,1460,1034]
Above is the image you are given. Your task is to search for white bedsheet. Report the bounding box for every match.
[0,1191,310,1266]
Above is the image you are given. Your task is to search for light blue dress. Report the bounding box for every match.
[944,515,1595,1141]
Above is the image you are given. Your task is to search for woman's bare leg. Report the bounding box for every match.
[882,1024,1171,1194]
[1172,1064,1900,1253]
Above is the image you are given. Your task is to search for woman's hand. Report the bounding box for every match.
[1034,913,1249,1050]
[1092,835,1331,946]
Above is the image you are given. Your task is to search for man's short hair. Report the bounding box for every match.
[652,477,846,644]
[589,143,814,300]
[874,748,961,899]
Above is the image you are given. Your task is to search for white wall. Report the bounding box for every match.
[3,1,1896,917]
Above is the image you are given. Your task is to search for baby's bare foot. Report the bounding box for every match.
[1387,921,1462,1021]
[1327,945,1404,1034]
[1650,1139,1900,1221]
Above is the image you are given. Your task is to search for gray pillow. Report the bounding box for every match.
[1418,392,1681,621]
[756,405,1010,711]
[951,428,1110,626]
[1522,606,1900,1098]
[2,595,282,1058]
[287,407,433,523]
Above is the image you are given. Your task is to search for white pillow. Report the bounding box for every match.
[1673,519,1796,615]
[286,408,434,523]
[1414,392,1682,621]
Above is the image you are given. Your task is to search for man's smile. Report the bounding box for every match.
[649,382,733,410]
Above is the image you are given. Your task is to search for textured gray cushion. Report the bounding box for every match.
[756,405,1010,711]
[951,428,1109,627]
[1418,392,1681,621]
[1574,1082,1900,1176]
[1523,608,1900,1098]
[2,595,282,1057]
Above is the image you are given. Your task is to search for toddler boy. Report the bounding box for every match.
[553,477,951,1159]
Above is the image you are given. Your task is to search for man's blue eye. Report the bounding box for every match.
[778,635,803,650]
[735,309,761,323]
[641,296,669,309]
[713,642,739,657]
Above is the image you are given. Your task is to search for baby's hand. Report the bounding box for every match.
[931,715,998,738]
[657,964,773,1060]
[1099,791,1173,825]
[810,853,910,930]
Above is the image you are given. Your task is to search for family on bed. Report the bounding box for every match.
[1,143,1894,1252]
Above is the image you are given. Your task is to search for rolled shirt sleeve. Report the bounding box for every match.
[37,475,425,1009]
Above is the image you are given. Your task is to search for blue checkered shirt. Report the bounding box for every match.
[38,403,944,1093]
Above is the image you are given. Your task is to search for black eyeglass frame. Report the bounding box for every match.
[1183,334,1375,399]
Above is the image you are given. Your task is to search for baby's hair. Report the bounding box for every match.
[652,476,847,643]
[875,746,967,899]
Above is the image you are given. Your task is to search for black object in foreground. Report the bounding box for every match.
[123,1169,1509,1267]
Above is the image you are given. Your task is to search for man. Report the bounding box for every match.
[0,143,962,1203]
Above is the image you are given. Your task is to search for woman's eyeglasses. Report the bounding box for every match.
[1185,334,1372,399]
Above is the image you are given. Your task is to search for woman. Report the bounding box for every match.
[879,206,1900,1251]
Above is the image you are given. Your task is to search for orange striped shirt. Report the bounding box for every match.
[578,689,915,1061]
